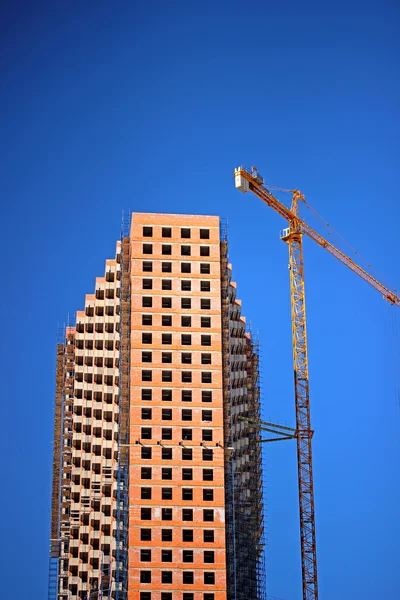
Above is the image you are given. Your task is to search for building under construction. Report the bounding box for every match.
[49,213,266,600]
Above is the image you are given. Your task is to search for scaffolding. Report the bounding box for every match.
[220,223,237,599]
[48,322,76,600]
[220,222,266,600]
[245,334,267,600]
[115,213,131,600]
[257,340,268,599]
[48,336,64,600]
[60,326,76,599]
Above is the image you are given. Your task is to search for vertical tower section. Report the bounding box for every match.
[68,246,121,600]
[49,326,76,600]
[50,212,266,600]
[220,236,266,600]
[219,235,236,600]
[116,218,131,600]
[49,341,65,600]
[127,213,227,600]
[61,326,77,597]
[244,334,266,600]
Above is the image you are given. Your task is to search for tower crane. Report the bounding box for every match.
[234,166,400,600]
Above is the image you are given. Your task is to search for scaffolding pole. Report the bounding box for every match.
[48,338,64,600]
[115,213,131,600]
[220,223,266,600]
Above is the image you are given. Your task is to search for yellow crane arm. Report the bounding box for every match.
[234,166,400,306]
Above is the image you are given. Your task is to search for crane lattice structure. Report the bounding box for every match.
[234,165,400,600]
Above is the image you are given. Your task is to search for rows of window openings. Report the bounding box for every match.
[67,592,216,600]
[142,313,210,327]
[76,322,117,334]
[139,572,217,586]
[139,468,217,507]
[140,507,216,522]
[71,457,115,472]
[141,353,212,368]
[73,396,117,408]
[139,388,214,403]
[141,408,213,422]
[140,447,214,461]
[143,261,210,274]
[139,593,216,600]
[140,548,215,562]
[75,373,118,385]
[140,427,213,441]
[71,405,118,418]
[75,356,117,367]
[141,333,211,347]
[73,243,214,596]
[139,527,214,543]
[142,316,211,330]
[72,430,117,444]
[140,488,214,502]
[70,507,110,522]
[142,279,211,292]
[73,391,118,402]
[75,339,119,351]
[142,298,211,310]
[71,442,117,457]
[140,372,212,386]
[84,304,119,317]
[69,536,111,553]
[71,486,116,500]
[141,572,216,585]
[143,244,211,256]
[141,352,211,368]
[70,522,113,538]
[94,288,119,300]
[73,418,116,431]
[143,226,210,239]
[70,493,114,507]
[70,472,116,488]
[72,425,116,439]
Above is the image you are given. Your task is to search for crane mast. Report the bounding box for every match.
[285,193,318,600]
[234,165,400,600]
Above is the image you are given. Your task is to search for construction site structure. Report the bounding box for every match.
[234,165,400,600]
[49,213,266,600]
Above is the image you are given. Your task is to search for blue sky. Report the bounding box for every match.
[1,1,399,598]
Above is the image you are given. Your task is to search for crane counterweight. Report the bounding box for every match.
[234,171,249,193]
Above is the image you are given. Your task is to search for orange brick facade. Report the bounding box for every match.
[128,214,227,600]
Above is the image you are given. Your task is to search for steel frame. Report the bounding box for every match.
[116,214,131,600]
[220,225,266,600]
[283,192,318,600]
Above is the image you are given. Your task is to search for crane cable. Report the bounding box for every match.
[299,196,400,416]
[265,183,398,297]
[267,184,400,405]
[299,196,399,297]
[298,192,400,414]
[388,304,400,414]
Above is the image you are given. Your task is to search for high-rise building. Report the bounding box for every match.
[49,213,266,600]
